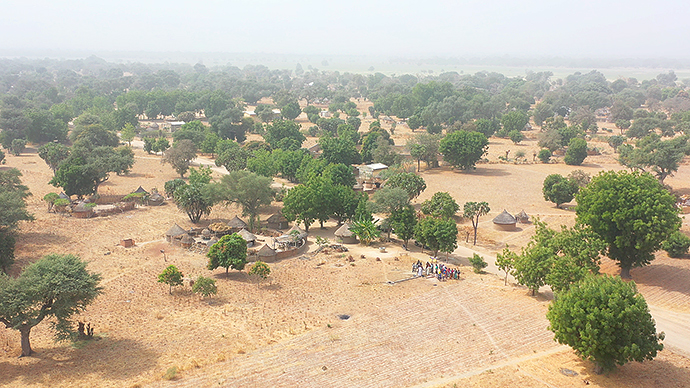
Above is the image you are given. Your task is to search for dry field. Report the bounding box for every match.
[1,116,690,387]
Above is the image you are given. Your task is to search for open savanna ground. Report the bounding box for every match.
[2,124,690,387]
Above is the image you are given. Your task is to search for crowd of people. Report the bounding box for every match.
[412,259,461,281]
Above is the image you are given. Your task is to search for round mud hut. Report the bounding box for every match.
[148,192,165,206]
[493,210,517,231]
[179,234,195,248]
[72,202,94,219]
[334,222,358,244]
[257,244,277,261]
[516,209,530,224]
[165,224,187,242]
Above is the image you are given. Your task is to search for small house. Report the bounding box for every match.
[179,234,195,248]
[168,121,186,132]
[358,163,388,180]
[319,110,331,118]
[237,229,257,247]
[72,202,94,219]
[227,216,248,232]
[493,210,517,231]
[148,192,165,206]
[165,224,187,242]
[257,244,277,261]
[267,213,289,230]
[516,210,530,224]
[335,222,358,244]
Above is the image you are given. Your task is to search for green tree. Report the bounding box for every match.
[349,218,380,245]
[463,201,490,245]
[120,123,136,145]
[389,204,416,247]
[282,184,316,232]
[618,134,689,184]
[10,139,26,156]
[0,232,16,274]
[532,102,553,128]
[542,174,579,208]
[495,247,517,285]
[512,241,552,295]
[264,119,305,150]
[207,233,248,274]
[407,133,440,171]
[0,254,102,357]
[608,135,625,152]
[50,146,134,198]
[576,170,681,278]
[501,110,529,132]
[249,261,271,286]
[162,139,197,177]
[538,149,552,163]
[564,137,588,166]
[246,149,277,177]
[469,253,488,273]
[547,274,664,374]
[439,131,488,170]
[157,265,183,294]
[212,170,274,231]
[37,143,70,175]
[508,130,524,144]
[414,217,458,257]
[173,183,214,224]
[319,135,361,166]
[0,169,34,231]
[143,137,154,154]
[661,231,690,258]
[192,276,218,299]
[421,192,459,219]
[164,178,186,198]
[384,172,427,200]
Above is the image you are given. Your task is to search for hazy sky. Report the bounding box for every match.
[0,0,687,58]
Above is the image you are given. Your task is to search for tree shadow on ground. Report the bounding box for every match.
[632,264,690,297]
[212,270,252,283]
[572,354,690,387]
[0,337,159,386]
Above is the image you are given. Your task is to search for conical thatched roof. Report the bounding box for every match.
[266,213,287,223]
[493,209,517,225]
[258,244,276,257]
[73,202,92,212]
[149,192,164,204]
[516,210,529,222]
[180,234,195,244]
[59,192,70,200]
[133,186,147,194]
[237,228,256,242]
[227,216,247,229]
[335,222,354,237]
[286,225,307,240]
[165,223,186,237]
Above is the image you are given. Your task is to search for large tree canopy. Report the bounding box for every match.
[547,274,664,374]
[439,131,488,170]
[0,254,102,357]
[576,170,680,278]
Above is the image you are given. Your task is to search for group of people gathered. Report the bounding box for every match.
[412,259,461,281]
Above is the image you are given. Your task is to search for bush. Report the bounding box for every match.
[662,231,690,258]
[538,149,552,163]
[508,130,524,144]
[564,138,588,166]
[157,265,183,294]
[163,366,178,380]
[469,253,488,273]
[192,276,218,298]
[164,179,186,198]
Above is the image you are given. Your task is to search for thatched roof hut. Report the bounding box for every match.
[133,186,148,194]
[516,210,530,223]
[237,229,257,246]
[206,237,218,247]
[493,210,517,231]
[266,213,289,230]
[72,202,94,218]
[227,216,248,231]
[335,222,358,244]
[286,225,307,240]
[258,244,276,259]
[209,222,231,235]
[59,192,70,200]
[179,233,195,248]
[148,192,164,206]
[201,228,212,240]
[165,224,187,242]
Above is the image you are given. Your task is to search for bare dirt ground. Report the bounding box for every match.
[1,116,690,387]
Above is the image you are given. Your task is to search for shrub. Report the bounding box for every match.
[163,366,178,380]
[564,138,588,166]
[158,265,183,294]
[192,276,218,298]
[469,253,488,273]
[538,149,552,163]
[662,231,690,258]
[508,130,524,144]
